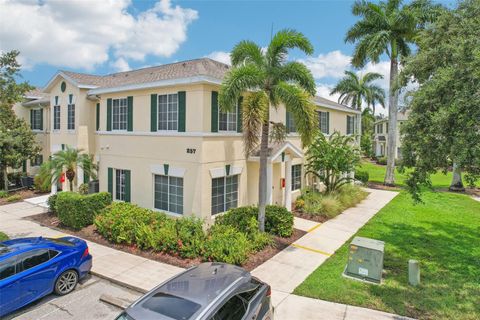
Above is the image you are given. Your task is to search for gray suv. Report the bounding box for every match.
[116,262,273,320]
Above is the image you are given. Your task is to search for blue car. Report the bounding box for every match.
[0,236,92,317]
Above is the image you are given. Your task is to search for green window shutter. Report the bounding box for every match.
[211,91,218,132]
[327,112,330,134]
[124,170,131,202]
[107,98,112,131]
[96,103,100,131]
[61,144,65,150]
[107,167,113,196]
[83,171,89,184]
[237,96,243,133]
[151,94,158,132]
[127,96,133,132]
[286,111,291,133]
[22,160,27,173]
[178,91,186,132]
[30,110,33,130]
[39,109,43,130]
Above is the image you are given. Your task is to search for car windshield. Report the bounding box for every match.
[141,292,201,320]
[0,244,11,255]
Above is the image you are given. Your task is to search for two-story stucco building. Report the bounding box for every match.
[18,58,360,223]
[373,109,409,159]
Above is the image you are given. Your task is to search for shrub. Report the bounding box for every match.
[337,184,368,209]
[34,174,50,193]
[0,231,8,241]
[204,225,250,264]
[47,193,58,214]
[377,157,387,165]
[265,205,294,237]
[78,183,89,195]
[294,198,305,210]
[56,192,111,230]
[0,190,8,198]
[175,217,206,258]
[355,170,369,184]
[6,194,21,202]
[319,195,342,218]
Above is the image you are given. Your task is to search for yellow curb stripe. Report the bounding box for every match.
[291,243,332,256]
[307,223,322,233]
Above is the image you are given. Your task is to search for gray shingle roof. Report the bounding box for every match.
[61,58,229,89]
[314,96,359,113]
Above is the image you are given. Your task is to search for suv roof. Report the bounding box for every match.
[128,262,253,320]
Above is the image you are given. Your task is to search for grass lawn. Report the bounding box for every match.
[294,165,480,319]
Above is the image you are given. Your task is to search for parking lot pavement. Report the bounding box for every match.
[5,276,142,320]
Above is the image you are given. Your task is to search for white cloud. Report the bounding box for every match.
[316,84,341,103]
[205,51,231,65]
[0,0,198,70]
[359,61,391,89]
[110,58,131,72]
[299,50,351,79]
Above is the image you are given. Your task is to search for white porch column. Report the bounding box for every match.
[50,176,57,195]
[77,165,84,189]
[266,161,273,205]
[284,157,292,210]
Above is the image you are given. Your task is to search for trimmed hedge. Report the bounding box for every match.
[355,170,369,184]
[56,192,111,230]
[47,193,58,214]
[216,205,294,237]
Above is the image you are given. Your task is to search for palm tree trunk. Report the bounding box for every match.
[384,58,399,186]
[449,162,465,191]
[69,179,73,192]
[258,120,269,232]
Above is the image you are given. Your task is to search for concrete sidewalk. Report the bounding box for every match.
[0,201,183,293]
[0,189,406,319]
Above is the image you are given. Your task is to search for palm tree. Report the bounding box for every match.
[330,71,385,113]
[345,0,439,186]
[219,29,318,232]
[49,146,97,192]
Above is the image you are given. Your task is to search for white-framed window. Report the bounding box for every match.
[318,111,329,134]
[31,109,42,130]
[219,104,237,132]
[291,164,302,191]
[112,98,128,131]
[115,169,126,201]
[158,94,178,131]
[212,175,239,215]
[53,105,60,130]
[346,115,356,135]
[286,111,296,133]
[154,175,183,215]
[67,104,75,130]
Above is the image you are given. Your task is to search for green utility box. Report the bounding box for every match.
[344,236,385,283]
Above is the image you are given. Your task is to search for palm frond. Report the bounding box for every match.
[276,61,316,96]
[266,29,314,67]
[230,40,265,67]
[218,64,265,112]
[241,92,269,157]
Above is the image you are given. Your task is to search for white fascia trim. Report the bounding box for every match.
[271,141,303,161]
[209,166,243,179]
[150,165,186,178]
[42,71,99,93]
[96,130,242,138]
[87,75,222,95]
[316,102,361,114]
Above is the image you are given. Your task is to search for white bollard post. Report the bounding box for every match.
[408,259,420,286]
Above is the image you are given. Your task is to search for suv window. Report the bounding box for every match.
[0,257,16,280]
[20,249,50,272]
[209,280,262,320]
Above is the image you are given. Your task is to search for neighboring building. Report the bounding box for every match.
[12,88,50,176]
[16,58,360,223]
[373,109,409,159]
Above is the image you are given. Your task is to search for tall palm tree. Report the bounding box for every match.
[330,71,385,113]
[345,0,439,186]
[219,29,318,232]
[49,146,97,192]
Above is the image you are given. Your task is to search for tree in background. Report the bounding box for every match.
[360,108,376,157]
[400,0,480,200]
[330,71,385,114]
[345,0,442,186]
[0,50,39,190]
[219,29,318,232]
[305,132,361,193]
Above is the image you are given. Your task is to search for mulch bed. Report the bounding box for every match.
[0,189,48,206]
[27,211,306,271]
[366,182,402,191]
[292,211,329,223]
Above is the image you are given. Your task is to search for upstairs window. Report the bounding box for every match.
[286,111,296,133]
[219,104,237,132]
[158,94,178,131]
[53,105,60,130]
[31,109,42,130]
[318,111,329,134]
[112,98,128,131]
[67,104,75,130]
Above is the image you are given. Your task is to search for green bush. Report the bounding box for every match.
[175,217,206,258]
[319,194,342,218]
[6,194,21,202]
[377,157,387,165]
[0,231,9,241]
[203,225,250,265]
[0,190,9,198]
[355,170,369,184]
[216,205,294,238]
[34,174,50,193]
[78,183,89,195]
[47,193,58,214]
[56,192,111,230]
[337,184,368,209]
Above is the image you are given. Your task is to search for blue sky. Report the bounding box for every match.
[0,0,452,109]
